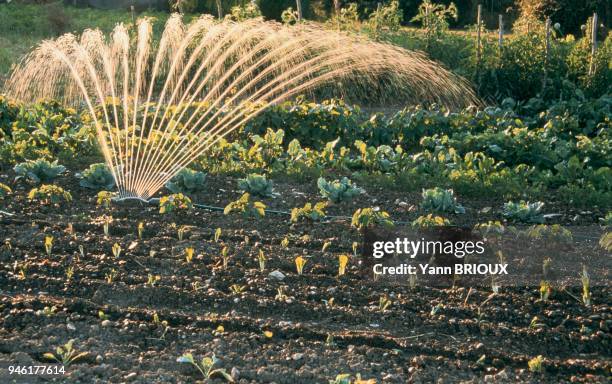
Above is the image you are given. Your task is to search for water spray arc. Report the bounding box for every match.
[6,15,478,201]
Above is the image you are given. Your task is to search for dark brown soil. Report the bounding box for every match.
[0,171,610,383]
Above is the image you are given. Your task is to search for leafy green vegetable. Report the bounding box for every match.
[165,168,207,194]
[238,174,275,198]
[318,177,363,203]
[28,184,72,205]
[421,187,465,214]
[503,201,545,223]
[78,163,115,190]
[224,193,266,219]
[291,201,328,223]
[14,159,65,183]
[351,207,394,230]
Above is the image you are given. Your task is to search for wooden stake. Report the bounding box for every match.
[589,13,598,75]
[216,0,222,19]
[542,17,551,91]
[296,0,303,21]
[131,6,135,28]
[476,4,482,65]
[498,14,503,49]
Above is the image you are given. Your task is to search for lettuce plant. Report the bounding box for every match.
[159,193,193,214]
[351,207,393,230]
[290,201,328,223]
[165,168,207,194]
[176,353,233,382]
[28,184,72,205]
[421,187,465,214]
[318,177,363,203]
[14,159,65,183]
[238,174,275,197]
[503,201,544,223]
[78,163,115,190]
[224,193,266,219]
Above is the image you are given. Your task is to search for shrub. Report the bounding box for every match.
[318,177,364,203]
[78,163,115,190]
[28,185,72,205]
[238,174,275,198]
[159,193,193,214]
[503,201,545,223]
[421,187,465,214]
[224,193,266,219]
[290,202,328,223]
[351,207,394,230]
[165,168,207,194]
[14,159,65,184]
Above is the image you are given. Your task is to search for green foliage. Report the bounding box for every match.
[411,0,457,41]
[351,207,394,230]
[96,191,113,209]
[0,183,11,200]
[238,174,275,198]
[224,192,266,219]
[281,7,300,25]
[421,187,465,214]
[14,159,65,184]
[412,214,450,228]
[165,168,207,194]
[159,193,193,214]
[291,201,328,223]
[79,163,115,190]
[28,184,72,205]
[525,224,573,245]
[176,353,233,382]
[318,177,363,203]
[43,340,87,367]
[367,1,403,39]
[226,2,262,21]
[503,201,545,223]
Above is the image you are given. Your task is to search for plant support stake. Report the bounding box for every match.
[296,0,303,21]
[498,14,503,49]
[542,17,551,91]
[589,13,598,75]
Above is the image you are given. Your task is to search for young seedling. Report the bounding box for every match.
[65,266,74,283]
[105,269,117,284]
[178,225,186,241]
[221,246,230,269]
[147,274,160,287]
[352,242,359,256]
[96,191,113,209]
[581,265,591,307]
[17,262,28,280]
[112,243,121,258]
[275,287,288,302]
[281,237,289,249]
[43,340,88,367]
[528,355,544,373]
[98,310,109,321]
[185,247,194,263]
[338,254,349,276]
[191,281,202,292]
[103,216,112,237]
[542,257,552,277]
[44,235,53,257]
[214,227,222,242]
[540,281,551,302]
[137,222,144,239]
[379,295,392,311]
[258,249,266,272]
[37,306,57,317]
[230,284,245,294]
[263,330,273,338]
[295,256,307,275]
[322,240,331,253]
[176,353,234,382]
[78,245,84,260]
